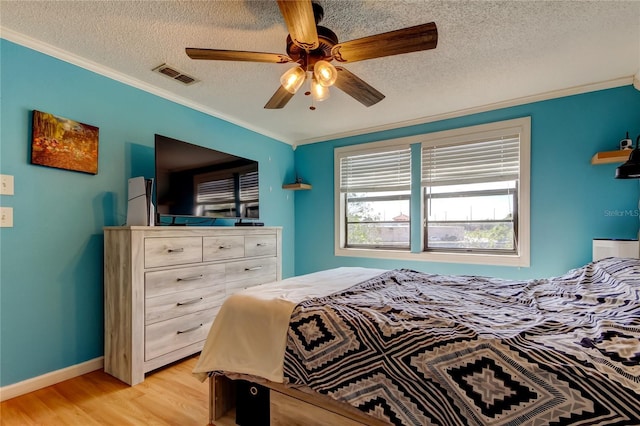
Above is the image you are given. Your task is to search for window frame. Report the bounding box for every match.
[335,140,413,254]
[334,117,530,267]
[423,184,519,254]
[344,190,412,250]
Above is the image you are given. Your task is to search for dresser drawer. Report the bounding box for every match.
[203,236,245,261]
[145,308,216,361]
[225,257,277,294]
[145,264,224,298]
[245,235,277,257]
[145,237,202,268]
[145,284,226,325]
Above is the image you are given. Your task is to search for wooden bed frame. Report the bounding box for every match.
[208,374,389,426]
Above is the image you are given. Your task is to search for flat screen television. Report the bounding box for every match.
[154,134,259,224]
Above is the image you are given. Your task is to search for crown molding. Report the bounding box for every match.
[2,27,633,149]
[0,27,295,146]
[294,76,634,146]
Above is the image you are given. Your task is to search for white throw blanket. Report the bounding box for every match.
[193,267,386,382]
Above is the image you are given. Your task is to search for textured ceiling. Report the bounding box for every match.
[1,1,639,146]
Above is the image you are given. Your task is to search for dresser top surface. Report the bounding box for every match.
[105,226,281,230]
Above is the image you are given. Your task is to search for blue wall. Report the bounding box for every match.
[2,38,640,389]
[293,86,640,279]
[0,40,296,387]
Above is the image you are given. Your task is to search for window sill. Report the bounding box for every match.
[335,247,530,267]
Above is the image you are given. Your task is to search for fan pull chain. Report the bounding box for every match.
[303,74,316,110]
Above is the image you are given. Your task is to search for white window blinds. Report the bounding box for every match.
[340,147,411,192]
[240,171,259,202]
[422,135,520,187]
[197,177,234,203]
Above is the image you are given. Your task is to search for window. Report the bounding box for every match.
[337,145,411,250]
[195,168,259,218]
[239,170,260,217]
[422,136,520,254]
[196,173,235,216]
[335,117,530,266]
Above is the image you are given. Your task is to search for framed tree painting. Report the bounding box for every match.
[31,110,99,174]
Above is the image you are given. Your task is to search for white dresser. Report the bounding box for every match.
[103,226,282,385]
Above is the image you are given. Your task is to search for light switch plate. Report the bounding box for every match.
[0,175,14,195]
[0,207,13,227]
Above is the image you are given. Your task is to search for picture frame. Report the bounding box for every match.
[31,110,99,175]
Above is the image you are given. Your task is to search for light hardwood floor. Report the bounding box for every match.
[0,355,210,425]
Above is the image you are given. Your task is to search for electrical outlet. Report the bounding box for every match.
[0,175,14,195]
[0,207,13,227]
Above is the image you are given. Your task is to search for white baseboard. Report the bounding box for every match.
[0,357,104,402]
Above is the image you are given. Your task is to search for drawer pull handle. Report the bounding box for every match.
[177,274,204,282]
[245,266,263,271]
[256,243,267,247]
[219,245,232,249]
[177,324,202,334]
[167,248,184,253]
[177,297,203,306]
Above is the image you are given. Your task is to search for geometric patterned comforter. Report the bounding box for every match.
[283,258,640,425]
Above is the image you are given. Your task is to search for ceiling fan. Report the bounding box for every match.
[186,0,438,110]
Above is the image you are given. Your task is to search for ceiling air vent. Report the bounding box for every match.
[152,64,198,86]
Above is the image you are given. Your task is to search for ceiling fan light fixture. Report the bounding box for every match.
[314,60,337,87]
[187,2,439,111]
[280,66,306,94]
[311,77,330,102]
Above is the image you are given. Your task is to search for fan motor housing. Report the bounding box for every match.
[286,26,338,69]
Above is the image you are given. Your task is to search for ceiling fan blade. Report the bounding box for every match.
[186,48,292,63]
[333,67,385,107]
[264,85,295,109]
[332,22,437,63]
[277,0,319,50]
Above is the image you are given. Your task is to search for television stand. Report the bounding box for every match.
[103,225,282,385]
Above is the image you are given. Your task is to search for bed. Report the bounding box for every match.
[193,258,640,425]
